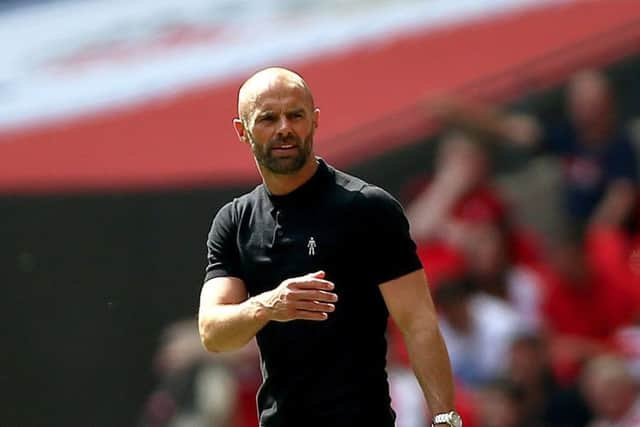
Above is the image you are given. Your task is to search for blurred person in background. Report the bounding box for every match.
[405,130,543,299]
[506,332,592,427]
[475,379,529,427]
[581,355,640,427]
[139,319,260,427]
[434,275,529,387]
[430,69,638,234]
[405,130,509,286]
[537,230,640,384]
[584,163,640,292]
[387,318,479,427]
[459,221,544,330]
[406,130,501,246]
[198,67,459,427]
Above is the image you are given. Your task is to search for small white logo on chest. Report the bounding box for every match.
[307,237,317,256]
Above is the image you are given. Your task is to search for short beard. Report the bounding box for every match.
[248,129,314,175]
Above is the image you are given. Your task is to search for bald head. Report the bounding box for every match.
[582,355,637,419]
[567,69,613,127]
[233,67,319,177]
[237,67,315,125]
[569,69,609,97]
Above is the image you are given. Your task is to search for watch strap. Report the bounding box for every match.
[433,412,451,425]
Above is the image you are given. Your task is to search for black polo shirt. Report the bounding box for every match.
[205,158,422,427]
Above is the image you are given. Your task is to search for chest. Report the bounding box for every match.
[237,201,355,295]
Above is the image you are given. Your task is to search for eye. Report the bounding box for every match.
[258,114,276,123]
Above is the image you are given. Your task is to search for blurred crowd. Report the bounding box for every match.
[139,69,640,427]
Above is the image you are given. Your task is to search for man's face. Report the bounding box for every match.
[242,82,318,175]
[583,372,636,419]
[567,72,611,128]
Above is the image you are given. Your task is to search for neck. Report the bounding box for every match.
[260,156,319,195]
[580,114,615,144]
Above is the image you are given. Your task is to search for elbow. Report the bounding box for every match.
[198,317,223,353]
[198,316,245,353]
[200,336,222,354]
[402,313,443,342]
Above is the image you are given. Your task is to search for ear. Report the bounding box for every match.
[233,118,248,143]
[313,108,320,129]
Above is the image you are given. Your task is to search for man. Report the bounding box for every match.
[582,355,640,427]
[431,69,638,231]
[198,67,459,427]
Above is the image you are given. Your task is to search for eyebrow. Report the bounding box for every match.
[255,108,306,118]
[255,110,276,120]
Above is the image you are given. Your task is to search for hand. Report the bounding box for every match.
[254,271,337,322]
[590,180,636,226]
[423,95,463,121]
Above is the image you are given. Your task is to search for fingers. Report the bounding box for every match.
[289,289,338,303]
[295,300,335,313]
[306,270,325,279]
[276,272,338,322]
[294,310,328,321]
[291,279,334,291]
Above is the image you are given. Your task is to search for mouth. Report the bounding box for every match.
[270,144,299,154]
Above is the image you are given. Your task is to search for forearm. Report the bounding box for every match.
[590,179,636,226]
[407,182,462,241]
[199,296,269,353]
[404,325,455,415]
[199,271,336,352]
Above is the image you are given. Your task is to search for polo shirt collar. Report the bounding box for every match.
[264,157,331,208]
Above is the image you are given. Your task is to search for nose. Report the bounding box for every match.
[276,116,293,138]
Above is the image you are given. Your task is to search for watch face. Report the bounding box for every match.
[449,411,463,427]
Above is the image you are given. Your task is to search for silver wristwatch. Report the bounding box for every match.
[432,410,463,427]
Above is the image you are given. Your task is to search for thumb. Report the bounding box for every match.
[307,270,325,279]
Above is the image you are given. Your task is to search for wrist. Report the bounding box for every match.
[432,410,462,427]
[248,294,272,323]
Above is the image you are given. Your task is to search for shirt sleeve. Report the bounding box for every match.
[355,185,423,286]
[204,201,244,283]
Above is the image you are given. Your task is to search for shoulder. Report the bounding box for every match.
[324,166,406,225]
[327,165,398,206]
[210,185,264,230]
[357,183,404,213]
[216,185,264,217]
[330,166,369,193]
[235,184,264,209]
[350,183,410,231]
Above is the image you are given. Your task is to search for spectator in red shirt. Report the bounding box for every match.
[535,229,640,384]
[405,130,513,287]
[429,69,638,233]
[541,230,639,342]
[405,130,543,290]
[406,130,503,245]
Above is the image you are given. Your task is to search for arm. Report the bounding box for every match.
[198,271,337,353]
[406,131,487,242]
[406,184,459,242]
[429,96,542,147]
[198,276,267,353]
[405,162,473,242]
[590,179,637,227]
[380,269,455,416]
[201,202,337,353]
